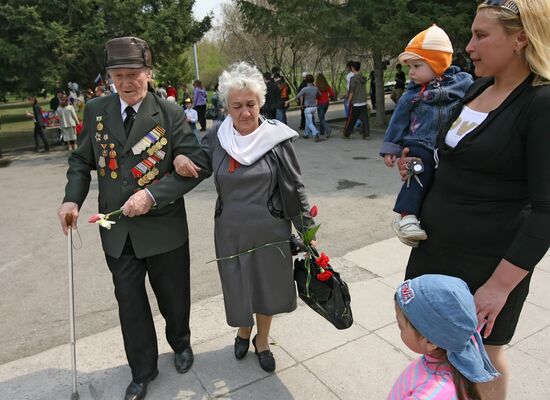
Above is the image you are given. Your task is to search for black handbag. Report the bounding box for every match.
[293,245,354,330]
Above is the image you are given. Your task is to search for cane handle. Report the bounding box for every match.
[65,213,74,227]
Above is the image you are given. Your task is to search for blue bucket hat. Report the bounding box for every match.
[396,274,500,383]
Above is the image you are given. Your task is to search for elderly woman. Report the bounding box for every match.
[175,62,314,372]
[57,94,79,151]
[399,1,550,398]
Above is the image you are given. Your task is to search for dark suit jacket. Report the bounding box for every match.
[63,92,211,259]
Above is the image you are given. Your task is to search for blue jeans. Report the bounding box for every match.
[317,104,330,135]
[304,107,318,137]
[276,108,287,124]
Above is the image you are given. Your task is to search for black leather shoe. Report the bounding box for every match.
[234,334,250,360]
[124,369,158,400]
[252,335,276,373]
[174,346,194,373]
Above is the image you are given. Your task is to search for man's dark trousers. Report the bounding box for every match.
[105,237,191,383]
[33,122,49,151]
[342,104,370,137]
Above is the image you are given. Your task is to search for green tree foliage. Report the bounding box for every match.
[0,0,211,97]
[154,53,194,89]
[235,0,477,125]
[194,39,228,89]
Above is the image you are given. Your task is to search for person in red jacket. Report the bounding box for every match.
[315,73,335,137]
[166,82,177,101]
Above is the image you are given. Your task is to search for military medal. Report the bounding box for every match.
[97,122,104,131]
[132,149,166,186]
[103,133,109,141]
[131,125,166,155]
[98,156,106,177]
[95,132,101,142]
[160,137,167,146]
[108,143,118,180]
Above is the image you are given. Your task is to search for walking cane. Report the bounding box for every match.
[65,214,79,400]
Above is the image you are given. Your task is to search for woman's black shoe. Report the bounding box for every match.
[234,334,250,360]
[252,335,276,373]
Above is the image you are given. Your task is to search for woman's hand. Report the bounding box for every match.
[173,154,201,178]
[474,281,510,338]
[474,260,528,338]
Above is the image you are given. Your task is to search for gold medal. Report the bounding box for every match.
[138,178,144,186]
[109,150,117,159]
[160,137,168,146]
[99,168,105,177]
[152,167,159,176]
[147,147,155,156]
[97,122,104,131]
[146,171,155,180]
[110,171,118,179]
[143,176,150,184]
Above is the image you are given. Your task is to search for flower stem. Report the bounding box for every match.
[206,240,291,264]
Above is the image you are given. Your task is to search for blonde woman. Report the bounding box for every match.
[399,1,550,398]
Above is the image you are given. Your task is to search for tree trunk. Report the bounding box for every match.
[373,49,386,127]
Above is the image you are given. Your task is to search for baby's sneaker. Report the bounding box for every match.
[392,215,427,243]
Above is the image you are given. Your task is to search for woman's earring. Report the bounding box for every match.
[515,47,521,56]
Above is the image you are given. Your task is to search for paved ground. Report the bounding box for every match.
[1,238,549,399]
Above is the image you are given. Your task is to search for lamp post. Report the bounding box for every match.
[192,43,200,80]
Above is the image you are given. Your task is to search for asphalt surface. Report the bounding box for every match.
[0,102,401,364]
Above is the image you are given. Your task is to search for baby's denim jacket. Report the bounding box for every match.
[380,66,473,156]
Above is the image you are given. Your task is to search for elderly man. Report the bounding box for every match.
[57,37,210,400]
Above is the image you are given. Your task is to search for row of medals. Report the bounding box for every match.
[95,118,168,185]
[138,136,168,187]
[95,120,119,179]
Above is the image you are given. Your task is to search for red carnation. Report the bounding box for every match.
[317,270,333,282]
[310,205,318,218]
[88,214,102,223]
[316,252,330,268]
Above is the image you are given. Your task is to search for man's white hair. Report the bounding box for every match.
[218,62,266,108]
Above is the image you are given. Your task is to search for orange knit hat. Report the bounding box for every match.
[398,24,453,76]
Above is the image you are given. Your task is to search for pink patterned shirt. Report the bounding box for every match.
[387,355,459,400]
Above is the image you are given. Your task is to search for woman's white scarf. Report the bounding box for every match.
[217,115,298,165]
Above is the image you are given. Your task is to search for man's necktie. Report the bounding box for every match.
[123,106,136,137]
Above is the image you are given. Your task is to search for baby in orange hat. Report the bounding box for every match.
[380,25,474,247]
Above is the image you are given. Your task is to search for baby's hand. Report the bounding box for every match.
[383,154,397,168]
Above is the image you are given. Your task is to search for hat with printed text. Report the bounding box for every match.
[105,37,153,69]
[398,24,453,76]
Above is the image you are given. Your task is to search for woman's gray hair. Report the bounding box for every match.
[218,62,267,107]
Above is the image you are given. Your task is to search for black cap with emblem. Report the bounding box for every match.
[104,36,153,69]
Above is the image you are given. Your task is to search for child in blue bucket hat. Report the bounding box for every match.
[388,274,500,400]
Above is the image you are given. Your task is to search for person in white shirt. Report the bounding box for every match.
[183,98,200,142]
